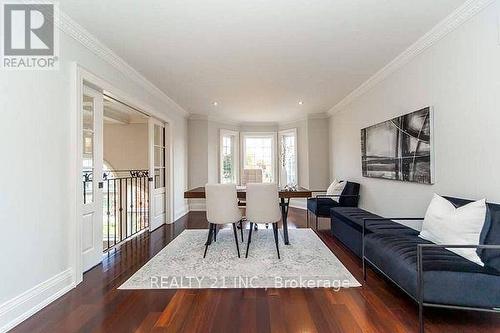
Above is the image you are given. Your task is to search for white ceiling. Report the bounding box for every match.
[103,96,149,124]
[61,0,465,122]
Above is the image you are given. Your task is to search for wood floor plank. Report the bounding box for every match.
[10,209,500,333]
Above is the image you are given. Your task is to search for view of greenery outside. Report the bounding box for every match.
[222,154,233,183]
[281,134,296,185]
[221,136,234,183]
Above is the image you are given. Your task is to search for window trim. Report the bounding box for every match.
[240,131,278,184]
[219,129,240,184]
[278,128,298,186]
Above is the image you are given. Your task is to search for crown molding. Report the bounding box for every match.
[189,112,330,127]
[188,114,209,121]
[328,0,495,115]
[307,112,330,120]
[53,8,189,118]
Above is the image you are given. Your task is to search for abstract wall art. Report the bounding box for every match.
[361,107,434,184]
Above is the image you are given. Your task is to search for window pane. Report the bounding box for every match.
[154,125,163,146]
[154,168,165,189]
[244,136,273,183]
[281,134,297,185]
[83,94,94,203]
[221,135,234,183]
[154,146,164,168]
[83,96,93,130]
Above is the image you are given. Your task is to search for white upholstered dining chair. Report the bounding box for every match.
[245,183,282,259]
[240,168,264,231]
[204,184,243,258]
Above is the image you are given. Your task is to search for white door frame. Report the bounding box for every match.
[71,63,175,285]
[148,118,172,231]
[81,85,104,272]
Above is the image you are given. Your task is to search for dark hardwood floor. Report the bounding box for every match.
[12,208,500,333]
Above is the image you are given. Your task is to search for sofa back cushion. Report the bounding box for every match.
[444,196,500,272]
[339,182,360,207]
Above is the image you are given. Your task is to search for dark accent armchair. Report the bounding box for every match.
[306,181,360,229]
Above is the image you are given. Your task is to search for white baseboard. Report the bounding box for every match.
[0,268,74,332]
[174,204,190,221]
[189,200,206,212]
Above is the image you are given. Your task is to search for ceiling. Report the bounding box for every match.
[61,0,465,122]
[103,96,149,124]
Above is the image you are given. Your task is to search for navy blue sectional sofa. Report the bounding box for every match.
[330,196,500,333]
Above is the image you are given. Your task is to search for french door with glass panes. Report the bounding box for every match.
[81,85,104,272]
[149,119,167,230]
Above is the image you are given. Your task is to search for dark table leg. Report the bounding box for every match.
[280,198,290,245]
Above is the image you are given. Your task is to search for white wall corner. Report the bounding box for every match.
[327,0,495,115]
[0,269,74,332]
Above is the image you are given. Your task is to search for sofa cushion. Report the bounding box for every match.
[365,232,500,309]
[330,207,416,234]
[338,182,360,207]
[481,205,500,271]
[444,196,500,272]
[330,207,381,232]
[307,197,338,217]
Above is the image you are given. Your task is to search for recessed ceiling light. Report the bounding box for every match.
[298,101,304,105]
[212,101,219,106]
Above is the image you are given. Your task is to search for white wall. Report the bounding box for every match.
[329,2,500,217]
[188,118,209,187]
[0,28,188,330]
[104,123,148,170]
[307,117,330,190]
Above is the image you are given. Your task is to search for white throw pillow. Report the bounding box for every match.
[326,179,339,195]
[326,179,347,203]
[419,194,487,266]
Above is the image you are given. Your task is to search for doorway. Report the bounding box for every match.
[149,119,168,230]
[79,81,171,273]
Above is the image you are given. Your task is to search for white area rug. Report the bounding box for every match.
[119,228,360,289]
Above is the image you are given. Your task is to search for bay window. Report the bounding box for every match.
[219,129,297,186]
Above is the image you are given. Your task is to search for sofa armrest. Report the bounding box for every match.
[416,244,500,309]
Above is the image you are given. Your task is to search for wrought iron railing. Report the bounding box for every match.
[83,169,150,252]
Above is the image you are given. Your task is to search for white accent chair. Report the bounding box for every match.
[204,184,243,258]
[245,183,282,259]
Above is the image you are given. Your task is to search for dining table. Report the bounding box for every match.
[184,186,313,245]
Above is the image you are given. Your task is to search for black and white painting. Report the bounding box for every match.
[361,107,434,184]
